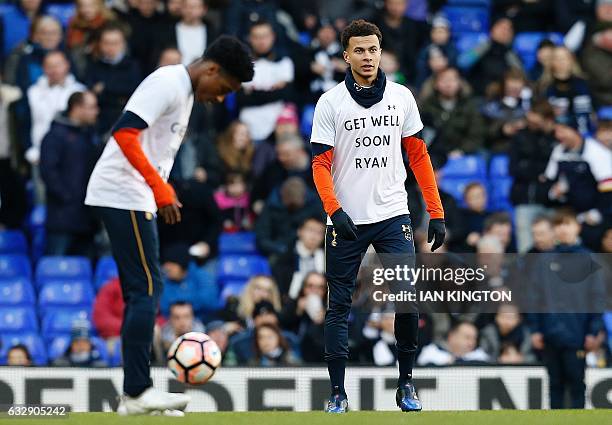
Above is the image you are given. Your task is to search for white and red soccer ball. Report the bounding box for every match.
[167,332,222,385]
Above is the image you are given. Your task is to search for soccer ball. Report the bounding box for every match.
[167,332,222,385]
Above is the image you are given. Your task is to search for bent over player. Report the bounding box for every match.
[85,36,254,416]
[310,20,445,413]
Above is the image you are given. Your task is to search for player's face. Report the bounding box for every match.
[343,35,381,84]
[194,62,242,103]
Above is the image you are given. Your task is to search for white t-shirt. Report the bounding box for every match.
[239,56,294,141]
[85,65,194,214]
[176,22,206,66]
[545,137,612,184]
[310,80,423,225]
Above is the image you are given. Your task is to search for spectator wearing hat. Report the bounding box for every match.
[158,243,219,318]
[53,324,107,367]
[415,15,457,89]
[6,344,32,366]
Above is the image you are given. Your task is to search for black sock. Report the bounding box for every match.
[397,352,416,387]
[327,358,347,396]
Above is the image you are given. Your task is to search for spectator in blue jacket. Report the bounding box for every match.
[527,210,605,409]
[159,243,219,318]
[1,0,43,62]
[39,91,100,256]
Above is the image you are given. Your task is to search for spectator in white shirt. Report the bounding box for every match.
[417,321,490,366]
[26,51,85,165]
[238,20,295,142]
[175,0,210,66]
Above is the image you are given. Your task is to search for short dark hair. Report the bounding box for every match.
[484,212,512,232]
[203,35,255,83]
[530,100,555,121]
[67,91,86,113]
[552,209,578,226]
[249,19,273,34]
[341,19,382,50]
[170,301,194,312]
[8,344,32,361]
[532,214,553,228]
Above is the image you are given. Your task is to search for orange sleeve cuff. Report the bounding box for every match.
[113,128,175,208]
[402,136,445,219]
[312,149,341,217]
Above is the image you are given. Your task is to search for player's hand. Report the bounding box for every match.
[154,183,182,225]
[427,218,446,252]
[331,208,358,241]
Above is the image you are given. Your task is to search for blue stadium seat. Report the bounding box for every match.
[220,279,248,300]
[38,280,94,313]
[94,256,119,291]
[439,177,487,206]
[0,332,47,365]
[0,230,27,255]
[454,32,488,56]
[0,278,36,306]
[0,306,38,332]
[488,177,514,211]
[443,6,490,34]
[110,339,122,366]
[489,155,510,178]
[447,0,490,5]
[440,155,487,178]
[35,256,92,287]
[219,232,257,255]
[41,308,91,341]
[513,32,564,70]
[28,205,46,263]
[217,255,271,283]
[300,104,315,139]
[45,3,75,27]
[0,255,31,280]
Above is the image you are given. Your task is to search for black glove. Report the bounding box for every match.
[427,218,446,252]
[331,208,358,241]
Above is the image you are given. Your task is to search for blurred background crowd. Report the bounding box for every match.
[0,0,611,379]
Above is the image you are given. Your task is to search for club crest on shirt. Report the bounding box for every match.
[402,224,412,241]
[331,229,338,247]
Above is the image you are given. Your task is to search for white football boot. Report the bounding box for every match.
[117,387,190,415]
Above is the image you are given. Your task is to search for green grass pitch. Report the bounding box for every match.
[2,410,610,425]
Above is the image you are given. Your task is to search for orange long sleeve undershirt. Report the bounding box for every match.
[402,136,444,219]
[312,148,341,217]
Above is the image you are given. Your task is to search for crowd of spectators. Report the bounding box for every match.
[0,0,611,383]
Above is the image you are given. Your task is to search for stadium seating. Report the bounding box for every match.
[220,280,249,302]
[489,177,514,212]
[38,280,94,314]
[0,230,28,255]
[28,205,46,263]
[0,332,47,365]
[94,256,119,291]
[0,278,36,306]
[440,155,487,178]
[41,308,92,341]
[513,32,564,70]
[0,255,31,280]
[300,104,316,139]
[454,32,489,57]
[443,6,490,34]
[45,3,76,27]
[446,0,490,6]
[0,306,39,333]
[35,256,92,288]
[219,232,258,255]
[217,255,271,284]
[489,154,510,178]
